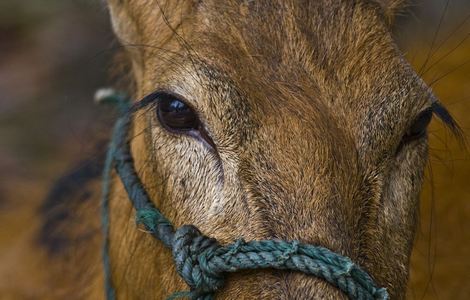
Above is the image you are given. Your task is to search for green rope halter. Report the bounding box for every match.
[98,89,389,300]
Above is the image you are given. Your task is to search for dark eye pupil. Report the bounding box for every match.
[157,96,199,131]
[403,109,433,142]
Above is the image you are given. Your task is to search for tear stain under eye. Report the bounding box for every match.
[130,93,226,185]
[187,127,226,184]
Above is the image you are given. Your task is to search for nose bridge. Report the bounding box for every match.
[218,271,347,299]
[254,107,337,179]
[239,103,358,251]
[224,106,355,299]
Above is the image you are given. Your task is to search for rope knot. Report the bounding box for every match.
[172,225,225,297]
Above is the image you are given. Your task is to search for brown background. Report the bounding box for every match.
[0,1,468,299]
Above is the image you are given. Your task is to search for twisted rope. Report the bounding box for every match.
[98,90,389,300]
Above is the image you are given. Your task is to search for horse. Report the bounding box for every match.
[0,0,465,299]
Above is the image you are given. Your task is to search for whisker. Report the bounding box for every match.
[421,161,437,299]
[418,0,451,75]
[154,0,208,91]
[428,57,470,87]
[421,32,470,77]
[429,12,470,61]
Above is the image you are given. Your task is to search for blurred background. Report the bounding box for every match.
[0,0,468,299]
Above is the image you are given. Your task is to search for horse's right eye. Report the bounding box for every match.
[402,108,433,143]
[156,94,199,132]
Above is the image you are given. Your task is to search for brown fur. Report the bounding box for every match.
[2,0,457,299]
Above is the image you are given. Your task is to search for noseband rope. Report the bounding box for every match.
[98,89,389,300]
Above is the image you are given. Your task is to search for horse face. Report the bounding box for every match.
[106,1,433,298]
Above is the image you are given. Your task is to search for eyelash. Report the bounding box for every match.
[402,108,433,142]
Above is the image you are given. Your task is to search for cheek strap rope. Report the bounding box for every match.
[97,89,389,300]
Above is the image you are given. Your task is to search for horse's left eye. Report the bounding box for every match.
[156,94,199,132]
[402,108,433,143]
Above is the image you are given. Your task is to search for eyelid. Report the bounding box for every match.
[397,106,431,141]
[416,106,433,121]
[403,104,433,131]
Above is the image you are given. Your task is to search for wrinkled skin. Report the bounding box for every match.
[0,0,444,299]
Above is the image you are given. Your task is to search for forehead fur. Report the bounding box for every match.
[191,1,393,83]
[109,1,395,50]
[111,0,408,92]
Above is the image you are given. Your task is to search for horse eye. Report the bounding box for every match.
[156,94,199,132]
[402,109,433,143]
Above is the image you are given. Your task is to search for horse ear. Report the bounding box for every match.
[376,0,410,24]
[106,0,139,45]
[106,0,197,45]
